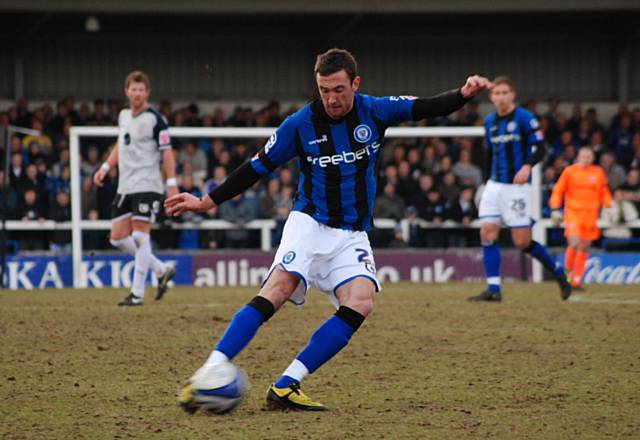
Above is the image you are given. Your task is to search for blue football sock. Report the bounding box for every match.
[274,375,298,388]
[215,298,273,360]
[526,240,564,278]
[296,315,356,375]
[482,241,501,292]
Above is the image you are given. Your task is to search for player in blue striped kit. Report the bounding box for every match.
[166,48,492,411]
[468,76,571,302]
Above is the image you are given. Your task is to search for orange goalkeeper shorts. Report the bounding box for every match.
[564,210,600,241]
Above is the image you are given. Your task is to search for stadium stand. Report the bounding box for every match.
[1,97,639,251]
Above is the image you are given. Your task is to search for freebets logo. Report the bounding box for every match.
[307,141,381,168]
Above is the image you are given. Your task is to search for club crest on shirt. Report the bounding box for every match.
[282,251,296,264]
[507,121,517,132]
[354,124,372,143]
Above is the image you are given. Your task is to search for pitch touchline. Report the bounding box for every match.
[568,295,640,305]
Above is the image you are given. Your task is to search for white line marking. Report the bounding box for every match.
[569,295,640,305]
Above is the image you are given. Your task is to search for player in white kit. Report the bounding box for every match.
[93,71,177,306]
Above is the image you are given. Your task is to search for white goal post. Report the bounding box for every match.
[69,125,544,288]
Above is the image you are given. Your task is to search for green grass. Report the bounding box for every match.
[1,283,639,439]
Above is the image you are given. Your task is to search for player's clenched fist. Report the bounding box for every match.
[513,164,532,185]
[93,166,107,187]
[164,193,215,216]
[460,75,493,99]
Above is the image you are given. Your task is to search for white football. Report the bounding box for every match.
[189,362,248,414]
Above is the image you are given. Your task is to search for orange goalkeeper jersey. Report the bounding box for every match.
[549,164,612,212]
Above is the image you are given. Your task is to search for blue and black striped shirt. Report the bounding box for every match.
[250,94,416,231]
[484,107,544,184]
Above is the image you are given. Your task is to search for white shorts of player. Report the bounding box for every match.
[478,180,533,228]
[264,211,381,308]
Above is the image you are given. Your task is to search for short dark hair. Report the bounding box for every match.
[125,70,150,90]
[314,48,358,82]
[493,75,515,91]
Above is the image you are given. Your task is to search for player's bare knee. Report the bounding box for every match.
[514,237,531,250]
[132,220,152,234]
[259,268,300,309]
[259,285,291,310]
[340,293,374,317]
[110,223,131,241]
[511,229,531,250]
[109,237,129,250]
[352,296,374,317]
[337,279,375,317]
[480,224,499,242]
[109,233,127,243]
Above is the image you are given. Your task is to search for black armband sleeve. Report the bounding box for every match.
[483,148,493,182]
[208,161,262,205]
[411,88,471,121]
[525,142,547,166]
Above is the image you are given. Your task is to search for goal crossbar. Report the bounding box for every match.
[69,125,544,288]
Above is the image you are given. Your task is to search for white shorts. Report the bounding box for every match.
[478,180,533,228]
[264,211,381,308]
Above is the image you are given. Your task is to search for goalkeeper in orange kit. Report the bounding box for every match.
[549,147,612,289]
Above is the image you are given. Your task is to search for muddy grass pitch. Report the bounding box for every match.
[1,283,639,439]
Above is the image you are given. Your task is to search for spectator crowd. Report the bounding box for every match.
[1,96,639,252]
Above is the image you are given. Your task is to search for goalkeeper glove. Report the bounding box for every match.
[551,209,563,227]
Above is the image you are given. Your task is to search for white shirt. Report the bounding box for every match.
[117,107,171,195]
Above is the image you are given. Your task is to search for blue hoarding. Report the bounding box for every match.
[3,254,192,289]
[3,251,639,290]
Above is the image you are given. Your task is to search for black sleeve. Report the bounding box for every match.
[411,88,471,121]
[525,142,547,166]
[483,146,493,182]
[207,161,262,205]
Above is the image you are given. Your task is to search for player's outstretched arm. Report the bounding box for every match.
[165,193,216,216]
[513,164,532,185]
[162,149,179,198]
[411,75,492,121]
[165,161,262,217]
[460,75,493,99]
[175,114,297,218]
[600,172,613,208]
[549,168,568,209]
[93,143,119,187]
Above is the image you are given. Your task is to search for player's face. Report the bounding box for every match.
[490,83,516,115]
[316,70,360,119]
[577,148,595,166]
[125,81,150,111]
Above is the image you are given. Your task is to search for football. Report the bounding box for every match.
[182,362,248,414]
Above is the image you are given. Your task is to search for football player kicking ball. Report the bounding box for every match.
[94,71,177,306]
[468,76,572,302]
[166,48,491,411]
[550,147,612,290]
